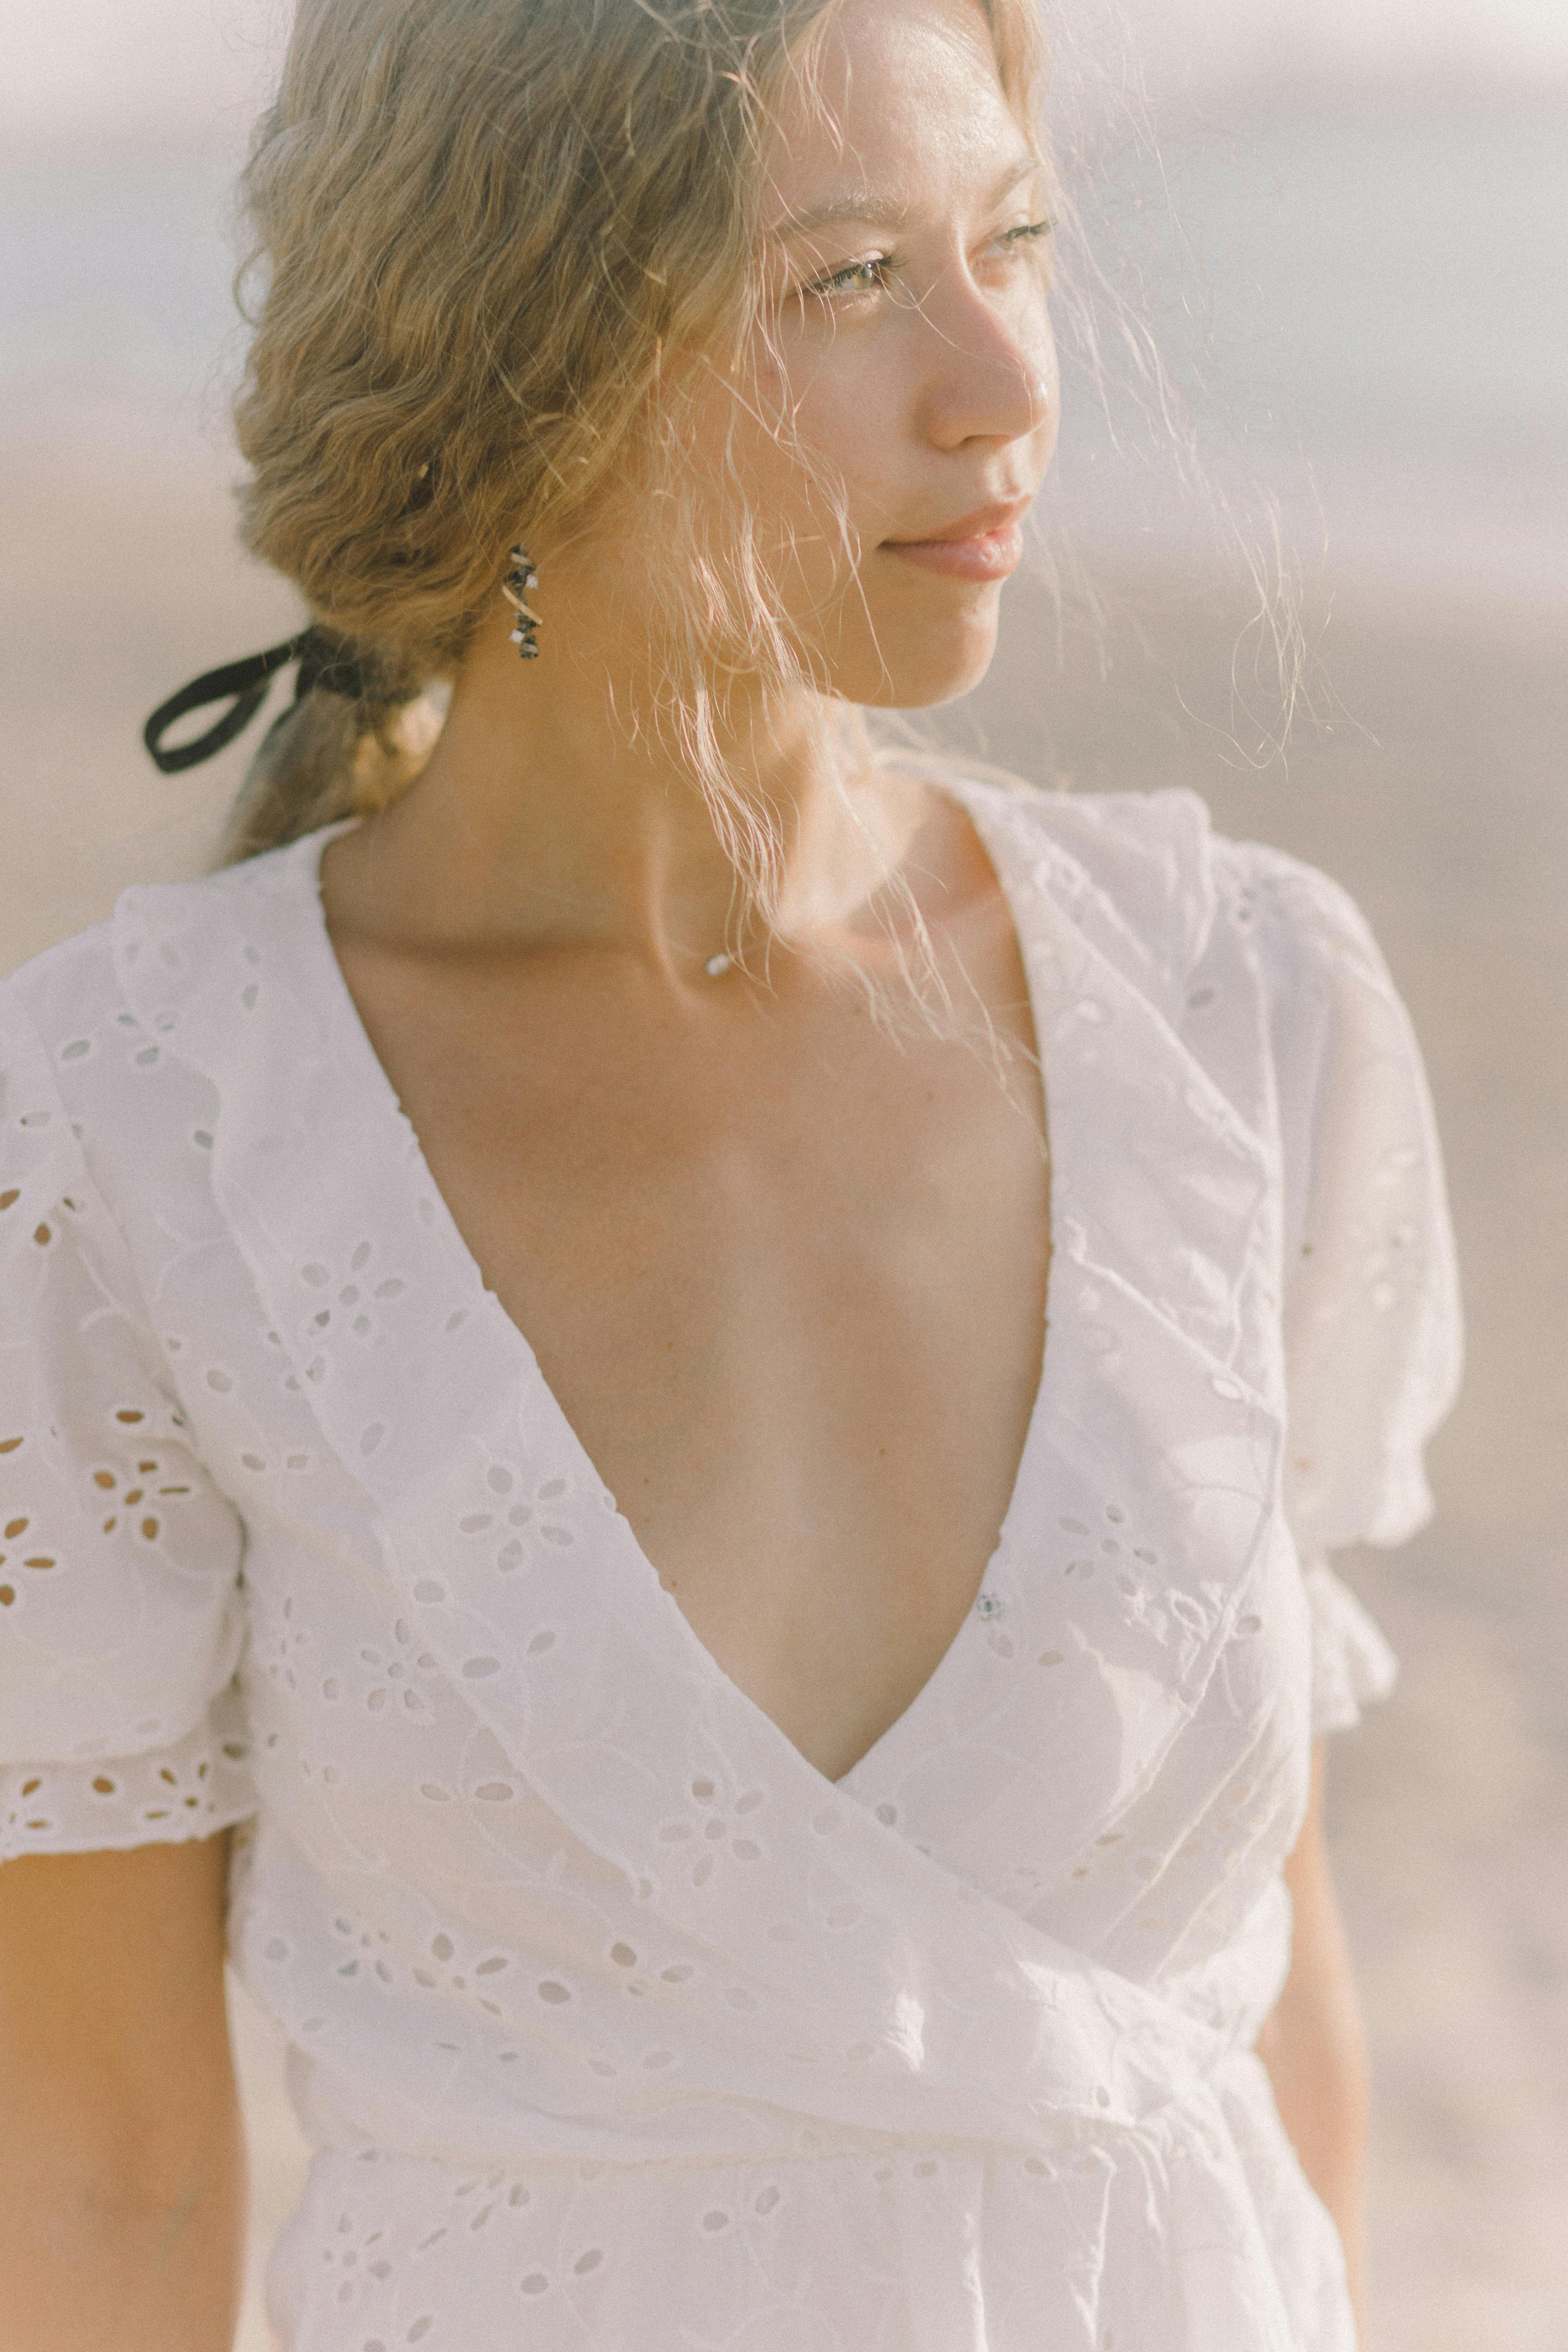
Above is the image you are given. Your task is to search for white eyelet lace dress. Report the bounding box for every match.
[0,779,1461,2352]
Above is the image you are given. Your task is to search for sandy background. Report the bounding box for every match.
[3,416,1564,2348]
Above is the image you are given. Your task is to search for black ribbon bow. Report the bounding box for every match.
[142,626,368,775]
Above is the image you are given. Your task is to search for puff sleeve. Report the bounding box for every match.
[1247,846,1464,1733]
[0,981,255,1859]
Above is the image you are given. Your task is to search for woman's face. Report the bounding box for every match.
[702,0,1058,711]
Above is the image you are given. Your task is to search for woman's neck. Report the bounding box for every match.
[329,596,925,980]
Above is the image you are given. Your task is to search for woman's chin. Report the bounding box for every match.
[846,607,1005,712]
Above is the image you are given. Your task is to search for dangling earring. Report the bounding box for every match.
[503,541,542,661]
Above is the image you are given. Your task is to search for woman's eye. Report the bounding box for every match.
[796,219,1051,308]
[997,218,1053,258]
[804,254,893,301]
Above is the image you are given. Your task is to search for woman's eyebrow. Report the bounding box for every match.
[771,153,1042,242]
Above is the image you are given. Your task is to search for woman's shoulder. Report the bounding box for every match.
[3,832,336,1252]
[945,771,1379,1000]
[4,831,329,1069]
[950,771,1217,885]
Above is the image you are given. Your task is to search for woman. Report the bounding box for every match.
[0,0,1460,2345]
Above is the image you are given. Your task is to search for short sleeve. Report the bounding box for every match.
[0,982,256,1859]
[1246,847,1464,1733]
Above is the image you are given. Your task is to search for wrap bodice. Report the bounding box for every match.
[0,778,1462,2348]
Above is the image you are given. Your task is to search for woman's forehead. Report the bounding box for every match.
[762,0,1036,236]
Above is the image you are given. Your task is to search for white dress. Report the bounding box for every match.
[0,778,1461,2352]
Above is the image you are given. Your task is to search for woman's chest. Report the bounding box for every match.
[331,945,1051,1783]
[96,795,1312,1978]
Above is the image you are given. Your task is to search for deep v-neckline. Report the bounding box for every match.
[298,775,1062,1792]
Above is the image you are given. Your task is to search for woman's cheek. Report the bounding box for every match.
[791,367,908,534]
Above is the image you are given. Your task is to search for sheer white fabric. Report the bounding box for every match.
[0,780,1461,2350]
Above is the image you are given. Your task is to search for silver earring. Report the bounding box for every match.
[503,541,541,660]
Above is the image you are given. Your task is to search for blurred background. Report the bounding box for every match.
[3,2,1564,2346]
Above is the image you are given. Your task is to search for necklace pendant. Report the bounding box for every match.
[703,952,733,980]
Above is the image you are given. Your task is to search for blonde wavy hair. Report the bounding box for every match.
[226,0,1048,887]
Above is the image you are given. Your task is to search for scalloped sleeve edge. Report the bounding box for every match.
[1303,1557,1399,1736]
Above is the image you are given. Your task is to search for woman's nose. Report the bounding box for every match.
[914,277,1055,452]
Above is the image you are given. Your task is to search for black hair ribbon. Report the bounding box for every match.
[142,626,368,775]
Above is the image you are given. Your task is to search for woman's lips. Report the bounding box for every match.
[879,520,1026,582]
